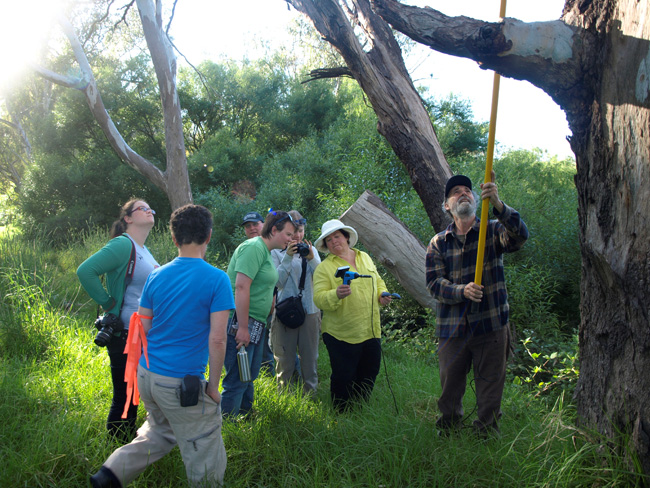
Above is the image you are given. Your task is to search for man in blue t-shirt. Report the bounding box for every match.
[90,205,235,488]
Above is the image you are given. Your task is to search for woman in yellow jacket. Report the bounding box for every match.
[313,220,392,412]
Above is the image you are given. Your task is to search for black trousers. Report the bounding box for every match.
[106,331,138,442]
[322,333,381,412]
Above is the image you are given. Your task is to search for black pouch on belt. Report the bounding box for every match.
[180,374,200,407]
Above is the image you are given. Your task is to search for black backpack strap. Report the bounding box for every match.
[124,239,136,288]
[297,256,307,297]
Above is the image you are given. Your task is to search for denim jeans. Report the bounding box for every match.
[221,333,263,417]
[260,323,276,376]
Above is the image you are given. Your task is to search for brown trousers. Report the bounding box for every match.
[437,326,510,428]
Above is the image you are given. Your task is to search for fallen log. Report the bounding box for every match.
[340,190,437,310]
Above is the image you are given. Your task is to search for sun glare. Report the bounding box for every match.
[0,0,66,90]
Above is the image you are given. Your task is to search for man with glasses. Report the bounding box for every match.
[241,211,264,239]
[426,173,528,436]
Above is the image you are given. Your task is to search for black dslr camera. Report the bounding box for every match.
[295,242,310,258]
[94,313,123,347]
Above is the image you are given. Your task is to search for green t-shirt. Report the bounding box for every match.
[227,236,278,322]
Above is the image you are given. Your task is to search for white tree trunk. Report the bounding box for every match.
[33,6,193,210]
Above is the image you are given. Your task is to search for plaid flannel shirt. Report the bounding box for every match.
[425,203,528,338]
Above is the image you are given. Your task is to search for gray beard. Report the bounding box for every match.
[451,199,477,219]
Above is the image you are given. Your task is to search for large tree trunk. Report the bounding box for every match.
[564,0,650,473]
[340,190,437,310]
[287,0,451,232]
[362,0,650,474]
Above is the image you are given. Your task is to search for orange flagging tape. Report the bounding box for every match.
[122,312,151,418]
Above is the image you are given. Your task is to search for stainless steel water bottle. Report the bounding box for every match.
[237,348,252,382]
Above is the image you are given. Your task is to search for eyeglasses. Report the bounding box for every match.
[268,208,305,226]
[130,206,156,215]
[269,210,293,226]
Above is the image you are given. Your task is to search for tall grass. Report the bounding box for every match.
[0,232,646,487]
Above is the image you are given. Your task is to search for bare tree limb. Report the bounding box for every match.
[31,64,86,90]
[370,0,596,113]
[43,13,167,192]
[302,66,354,83]
[116,0,136,28]
[166,0,179,35]
[135,0,192,207]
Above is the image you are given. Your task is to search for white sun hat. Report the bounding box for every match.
[314,219,359,253]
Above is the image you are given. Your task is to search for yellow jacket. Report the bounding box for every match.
[313,249,388,343]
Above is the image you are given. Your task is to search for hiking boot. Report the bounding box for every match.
[90,466,121,488]
[436,415,462,435]
[472,420,500,439]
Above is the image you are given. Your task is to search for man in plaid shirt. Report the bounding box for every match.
[426,172,528,435]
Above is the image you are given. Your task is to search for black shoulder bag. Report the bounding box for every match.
[274,256,307,329]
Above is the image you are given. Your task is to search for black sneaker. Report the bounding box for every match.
[472,420,500,439]
[436,415,462,435]
[90,466,121,488]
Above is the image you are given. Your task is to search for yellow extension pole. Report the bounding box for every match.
[474,0,507,287]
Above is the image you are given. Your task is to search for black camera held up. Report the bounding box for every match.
[94,313,123,347]
[295,242,310,258]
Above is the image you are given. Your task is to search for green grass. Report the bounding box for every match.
[0,231,646,487]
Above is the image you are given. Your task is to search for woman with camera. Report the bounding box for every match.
[313,219,392,412]
[270,210,321,395]
[77,199,159,442]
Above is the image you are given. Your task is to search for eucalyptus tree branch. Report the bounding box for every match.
[36,13,167,190]
[166,0,179,35]
[116,0,136,27]
[301,66,354,83]
[370,0,596,111]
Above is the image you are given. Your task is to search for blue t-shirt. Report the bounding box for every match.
[139,257,235,378]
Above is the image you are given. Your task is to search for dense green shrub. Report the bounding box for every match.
[18,149,169,242]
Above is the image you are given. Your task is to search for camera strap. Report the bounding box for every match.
[124,239,137,288]
[297,256,307,298]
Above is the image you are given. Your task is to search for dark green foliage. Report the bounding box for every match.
[19,149,168,241]
[179,60,347,155]
[425,94,489,161]
[188,128,258,195]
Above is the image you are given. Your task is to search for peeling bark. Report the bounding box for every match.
[371,0,597,115]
